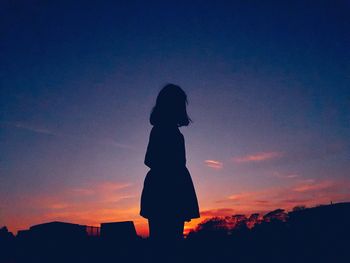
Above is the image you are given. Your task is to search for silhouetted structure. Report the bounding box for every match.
[2,203,349,263]
[16,221,100,241]
[100,221,137,241]
[86,225,100,237]
[0,226,15,262]
[28,221,86,241]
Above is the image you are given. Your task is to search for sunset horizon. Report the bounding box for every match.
[1,0,349,242]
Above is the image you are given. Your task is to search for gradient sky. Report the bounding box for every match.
[1,1,350,236]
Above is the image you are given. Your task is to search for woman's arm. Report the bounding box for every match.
[144,128,157,168]
[144,127,186,169]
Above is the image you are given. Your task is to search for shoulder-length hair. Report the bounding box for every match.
[150,84,192,127]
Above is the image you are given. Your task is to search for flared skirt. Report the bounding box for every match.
[140,167,200,221]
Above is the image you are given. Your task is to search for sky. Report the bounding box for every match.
[1,0,350,236]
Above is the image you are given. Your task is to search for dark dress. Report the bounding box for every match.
[140,125,200,221]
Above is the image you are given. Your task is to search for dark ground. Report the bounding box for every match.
[1,203,349,263]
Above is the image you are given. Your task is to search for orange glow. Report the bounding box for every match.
[204,160,223,169]
[233,151,283,163]
[293,180,334,192]
[3,178,350,236]
[184,217,207,236]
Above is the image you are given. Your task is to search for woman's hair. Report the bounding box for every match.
[150,84,192,127]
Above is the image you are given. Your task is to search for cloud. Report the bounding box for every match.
[6,121,135,150]
[201,208,236,217]
[98,138,137,150]
[50,203,71,209]
[272,171,299,179]
[2,181,137,234]
[71,188,95,196]
[94,182,131,192]
[227,192,256,202]
[66,181,133,205]
[11,122,56,136]
[233,151,283,163]
[204,160,223,169]
[293,180,334,193]
[280,198,312,204]
[26,181,134,211]
[280,141,349,164]
[215,178,350,214]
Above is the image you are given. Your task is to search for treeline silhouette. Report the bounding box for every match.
[1,202,348,263]
[186,202,349,263]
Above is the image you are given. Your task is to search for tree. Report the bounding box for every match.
[263,209,288,222]
[292,205,306,212]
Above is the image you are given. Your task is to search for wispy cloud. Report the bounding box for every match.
[272,171,299,179]
[68,181,133,204]
[233,151,283,163]
[11,122,56,136]
[293,180,334,193]
[227,192,256,202]
[215,178,350,214]
[2,181,136,234]
[5,121,135,150]
[204,160,223,169]
[201,208,236,217]
[98,139,137,150]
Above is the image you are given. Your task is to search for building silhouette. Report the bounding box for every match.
[2,203,349,263]
[100,221,137,241]
[16,220,137,241]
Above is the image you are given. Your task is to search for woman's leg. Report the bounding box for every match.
[148,218,164,240]
[148,219,185,262]
[168,220,184,240]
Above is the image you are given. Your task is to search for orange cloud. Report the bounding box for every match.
[227,192,256,202]
[216,178,350,214]
[204,160,223,169]
[233,151,283,163]
[293,180,334,192]
[201,208,236,217]
[2,181,138,235]
[272,171,299,179]
[4,177,350,238]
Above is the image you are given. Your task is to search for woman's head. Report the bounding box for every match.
[150,84,191,127]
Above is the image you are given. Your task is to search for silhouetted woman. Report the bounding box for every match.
[140,84,200,241]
